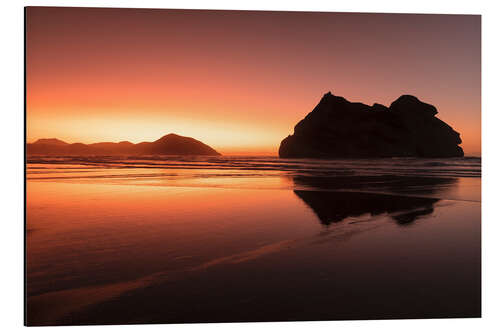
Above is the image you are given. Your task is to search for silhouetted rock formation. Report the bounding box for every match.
[27,133,221,156]
[279,92,464,158]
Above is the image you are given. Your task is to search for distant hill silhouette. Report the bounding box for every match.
[279,92,464,158]
[33,138,68,145]
[27,133,221,156]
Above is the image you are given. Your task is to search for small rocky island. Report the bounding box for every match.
[279,92,464,158]
[27,133,221,156]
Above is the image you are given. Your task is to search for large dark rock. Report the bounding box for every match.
[27,133,221,156]
[279,92,464,158]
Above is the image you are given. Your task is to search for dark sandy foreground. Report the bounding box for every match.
[26,160,481,325]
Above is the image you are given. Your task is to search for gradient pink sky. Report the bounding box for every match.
[26,7,481,155]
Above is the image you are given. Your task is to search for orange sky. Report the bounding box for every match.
[26,8,481,156]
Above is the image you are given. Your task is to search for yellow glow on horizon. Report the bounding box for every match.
[27,105,482,156]
[27,108,292,155]
[26,8,481,157]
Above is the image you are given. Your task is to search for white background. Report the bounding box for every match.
[1,0,498,332]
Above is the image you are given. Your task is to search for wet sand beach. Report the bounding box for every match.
[26,156,481,325]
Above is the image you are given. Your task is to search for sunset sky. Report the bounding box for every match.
[26,7,481,155]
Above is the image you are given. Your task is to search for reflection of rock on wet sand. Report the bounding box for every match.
[294,190,438,225]
[293,175,458,226]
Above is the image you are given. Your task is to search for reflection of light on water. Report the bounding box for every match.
[27,156,481,178]
[26,156,480,195]
[25,156,481,325]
